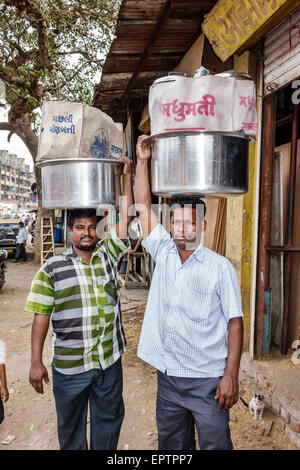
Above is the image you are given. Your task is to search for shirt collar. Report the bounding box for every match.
[169,239,205,263]
[193,243,205,262]
[64,243,103,261]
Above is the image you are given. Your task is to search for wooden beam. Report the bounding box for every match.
[119,0,166,21]
[117,20,157,28]
[102,53,184,75]
[100,71,170,92]
[170,0,214,6]
[124,281,148,289]
[255,93,276,359]
[121,0,172,100]
[281,102,299,355]
[110,39,150,55]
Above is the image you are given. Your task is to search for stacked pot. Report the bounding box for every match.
[36,101,124,209]
[147,71,257,197]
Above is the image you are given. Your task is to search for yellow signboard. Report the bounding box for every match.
[202,0,298,61]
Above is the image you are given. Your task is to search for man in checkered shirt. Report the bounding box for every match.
[26,157,133,450]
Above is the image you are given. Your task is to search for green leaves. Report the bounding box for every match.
[0,0,121,126]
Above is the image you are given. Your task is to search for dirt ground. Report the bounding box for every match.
[0,257,297,451]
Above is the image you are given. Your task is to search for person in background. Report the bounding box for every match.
[24,215,30,228]
[0,339,9,425]
[13,221,27,263]
[134,135,244,450]
[29,218,36,245]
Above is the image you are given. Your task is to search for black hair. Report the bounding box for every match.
[67,209,103,229]
[19,221,24,227]
[169,197,206,219]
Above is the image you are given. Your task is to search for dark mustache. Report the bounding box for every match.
[80,236,93,240]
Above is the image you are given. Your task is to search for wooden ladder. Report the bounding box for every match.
[41,216,55,265]
[119,246,152,289]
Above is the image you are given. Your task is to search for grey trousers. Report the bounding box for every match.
[156,371,233,450]
[15,243,27,261]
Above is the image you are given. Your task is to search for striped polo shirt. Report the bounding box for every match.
[25,227,129,375]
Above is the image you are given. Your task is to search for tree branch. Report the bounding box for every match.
[0,122,11,132]
[44,59,100,92]
[5,1,50,70]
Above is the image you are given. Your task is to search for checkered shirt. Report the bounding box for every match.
[25,227,129,375]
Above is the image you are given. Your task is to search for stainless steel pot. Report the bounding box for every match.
[37,158,124,209]
[152,71,187,87]
[215,70,251,80]
[147,131,249,197]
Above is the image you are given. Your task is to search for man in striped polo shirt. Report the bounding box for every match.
[26,157,133,450]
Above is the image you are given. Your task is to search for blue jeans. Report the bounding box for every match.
[52,358,124,450]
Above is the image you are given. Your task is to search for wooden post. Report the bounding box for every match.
[255,93,276,359]
[281,103,299,354]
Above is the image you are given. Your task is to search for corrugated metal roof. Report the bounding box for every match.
[92,0,220,124]
[263,6,300,95]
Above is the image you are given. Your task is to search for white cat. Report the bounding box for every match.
[240,394,265,420]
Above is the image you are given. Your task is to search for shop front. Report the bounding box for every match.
[202,0,300,359]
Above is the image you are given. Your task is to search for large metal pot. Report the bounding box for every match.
[37,158,124,209]
[215,70,251,80]
[152,71,186,88]
[147,131,249,197]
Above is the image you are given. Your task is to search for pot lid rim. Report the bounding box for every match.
[36,158,124,167]
[146,130,252,142]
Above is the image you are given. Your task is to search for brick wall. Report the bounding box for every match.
[239,365,300,448]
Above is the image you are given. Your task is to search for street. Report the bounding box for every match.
[0,258,297,450]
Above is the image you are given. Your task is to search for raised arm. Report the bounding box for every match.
[116,156,134,241]
[134,135,158,238]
